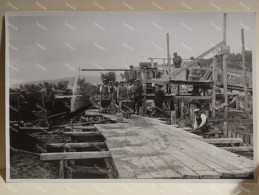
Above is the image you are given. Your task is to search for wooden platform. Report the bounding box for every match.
[94,115,254,179]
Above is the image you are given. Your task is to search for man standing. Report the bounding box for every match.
[112,81,119,104]
[173,52,182,68]
[17,89,28,121]
[99,79,111,112]
[193,108,208,133]
[154,83,165,111]
[128,65,137,82]
[133,79,143,115]
[127,80,134,100]
[117,81,128,102]
[42,88,55,115]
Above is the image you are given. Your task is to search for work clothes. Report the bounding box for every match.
[133,84,143,114]
[127,84,134,100]
[118,86,128,101]
[154,88,165,109]
[100,84,111,100]
[112,86,119,102]
[128,69,137,82]
[42,92,55,113]
[173,55,182,68]
[193,113,208,133]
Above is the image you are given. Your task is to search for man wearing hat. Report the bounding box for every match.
[128,65,137,82]
[193,108,208,133]
[133,79,143,115]
[173,52,182,68]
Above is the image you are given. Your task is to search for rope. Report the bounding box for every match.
[10,146,40,156]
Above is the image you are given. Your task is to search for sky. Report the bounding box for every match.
[6,12,255,85]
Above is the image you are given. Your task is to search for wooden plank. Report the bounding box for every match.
[40,151,111,161]
[19,127,49,130]
[47,142,106,148]
[112,158,137,179]
[162,155,199,179]
[66,126,96,130]
[137,156,167,179]
[221,146,253,152]
[64,132,101,137]
[174,96,212,100]
[202,138,243,144]
[150,156,182,179]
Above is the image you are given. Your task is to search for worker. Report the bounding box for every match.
[17,89,28,121]
[112,81,119,104]
[100,79,111,111]
[117,81,128,102]
[193,108,208,133]
[108,81,114,98]
[42,88,55,114]
[133,79,143,115]
[127,80,134,100]
[117,81,128,110]
[154,83,165,111]
[173,52,182,68]
[128,65,137,82]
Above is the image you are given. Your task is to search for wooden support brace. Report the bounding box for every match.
[40,151,111,161]
[47,142,106,148]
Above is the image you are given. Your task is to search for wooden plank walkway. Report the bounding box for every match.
[94,114,254,179]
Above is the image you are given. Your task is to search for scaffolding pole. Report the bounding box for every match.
[166,33,171,72]
[241,29,248,116]
[212,56,218,118]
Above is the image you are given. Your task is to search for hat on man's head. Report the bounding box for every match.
[173,52,177,55]
[129,65,133,68]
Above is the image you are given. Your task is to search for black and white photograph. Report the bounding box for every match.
[5,12,256,181]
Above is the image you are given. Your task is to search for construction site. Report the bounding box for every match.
[8,13,255,180]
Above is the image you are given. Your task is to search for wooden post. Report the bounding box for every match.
[59,160,64,178]
[223,13,227,45]
[142,69,147,116]
[223,54,228,119]
[223,121,228,138]
[166,33,171,72]
[150,58,154,68]
[212,56,217,117]
[180,100,184,120]
[241,29,248,116]
[170,110,176,125]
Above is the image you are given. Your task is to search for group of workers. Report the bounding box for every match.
[99,78,143,115]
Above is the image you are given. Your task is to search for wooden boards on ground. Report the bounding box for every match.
[94,114,254,179]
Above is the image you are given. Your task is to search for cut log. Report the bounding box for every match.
[19,127,49,130]
[202,138,243,145]
[64,132,101,137]
[40,151,111,161]
[47,142,106,148]
[221,147,253,152]
[65,126,96,130]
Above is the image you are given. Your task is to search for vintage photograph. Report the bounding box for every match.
[5,12,256,181]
